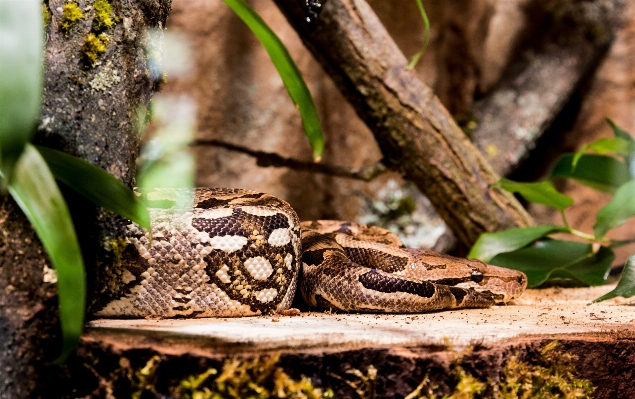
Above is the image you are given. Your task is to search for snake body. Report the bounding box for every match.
[94,188,527,318]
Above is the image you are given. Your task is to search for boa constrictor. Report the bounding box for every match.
[94,188,527,318]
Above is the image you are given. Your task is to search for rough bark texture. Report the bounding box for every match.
[471,0,623,176]
[42,332,635,398]
[272,0,533,247]
[0,1,170,397]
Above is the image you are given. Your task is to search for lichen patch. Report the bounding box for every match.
[89,61,121,91]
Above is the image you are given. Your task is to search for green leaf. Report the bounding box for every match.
[563,245,614,286]
[551,154,631,193]
[222,0,324,161]
[594,179,635,238]
[0,0,43,180]
[570,137,635,169]
[592,253,635,303]
[496,178,574,210]
[468,225,566,263]
[490,239,611,287]
[36,146,150,232]
[138,150,195,191]
[606,118,634,142]
[405,0,430,71]
[8,144,85,363]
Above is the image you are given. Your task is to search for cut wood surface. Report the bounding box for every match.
[89,285,634,352]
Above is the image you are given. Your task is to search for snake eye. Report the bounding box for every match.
[470,270,484,283]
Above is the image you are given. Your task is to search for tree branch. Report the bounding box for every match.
[195,139,388,181]
[470,0,621,176]
[273,0,533,247]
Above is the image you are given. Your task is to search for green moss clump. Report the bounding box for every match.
[174,354,328,399]
[82,32,109,65]
[42,6,51,29]
[499,341,595,399]
[402,341,593,399]
[92,0,115,31]
[59,2,83,36]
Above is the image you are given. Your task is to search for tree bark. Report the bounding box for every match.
[471,0,622,176]
[0,0,170,397]
[273,0,533,248]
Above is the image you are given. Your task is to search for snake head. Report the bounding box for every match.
[409,249,528,305]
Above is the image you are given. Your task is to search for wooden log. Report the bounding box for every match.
[47,286,635,398]
[271,0,533,248]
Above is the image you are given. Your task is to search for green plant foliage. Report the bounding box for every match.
[406,0,430,71]
[222,0,324,161]
[606,117,634,141]
[491,240,613,287]
[0,0,43,181]
[36,146,150,232]
[592,253,635,302]
[471,119,635,296]
[551,154,631,193]
[137,97,196,192]
[8,145,86,363]
[496,178,574,211]
[593,178,635,238]
[571,137,635,168]
[59,2,83,36]
[468,225,566,263]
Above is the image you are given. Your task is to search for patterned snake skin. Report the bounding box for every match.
[94,188,527,318]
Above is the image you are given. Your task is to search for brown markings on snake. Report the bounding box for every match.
[205,242,296,313]
[429,271,486,286]
[478,290,505,302]
[195,197,233,208]
[302,249,328,267]
[358,269,436,298]
[119,242,150,281]
[421,263,447,270]
[343,247,409,273]
[192,208,290,237]
[449,286,468,304]
[314,294,336,309]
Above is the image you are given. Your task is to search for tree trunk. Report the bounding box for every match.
[0,0,170,397]
[273,0,533,248]
[471,0,621,176]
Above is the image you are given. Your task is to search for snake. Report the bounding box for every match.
[93,188,527,318]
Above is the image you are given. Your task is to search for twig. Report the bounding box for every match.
[194,139,388,181]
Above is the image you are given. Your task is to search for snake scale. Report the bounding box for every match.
[94,188,527,318]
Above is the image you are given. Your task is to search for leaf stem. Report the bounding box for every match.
[559,210,570,230]
[566,227,602,242]
[560,211,612,242]
[406,0,430,71]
